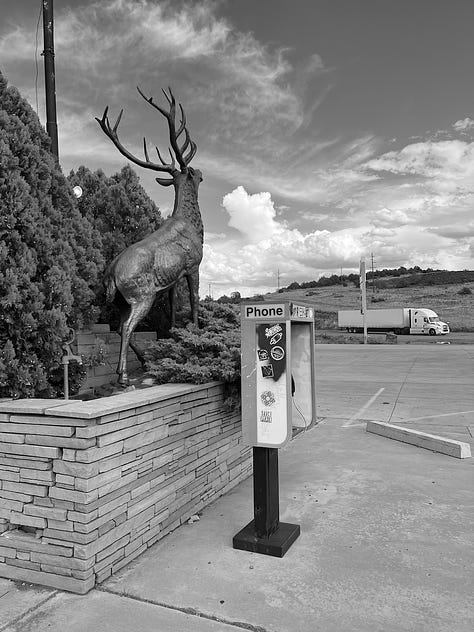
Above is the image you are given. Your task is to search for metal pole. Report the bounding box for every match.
[253,447,280,538]
[233,444,300,556]
[42,0,59,159]
[371,252,375,294]
[63,360,69,400]
[360,258,367,344]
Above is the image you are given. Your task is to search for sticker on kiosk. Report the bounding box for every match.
[255,323,288,445]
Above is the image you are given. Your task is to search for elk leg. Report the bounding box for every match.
[186,271,199,325]
[116,300,130,385]
[128,337,145,366]
[117,296,155,385]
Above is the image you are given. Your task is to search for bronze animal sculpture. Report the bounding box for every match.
[96,88,203,385]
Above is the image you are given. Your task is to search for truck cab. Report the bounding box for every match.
[410,309,450,335]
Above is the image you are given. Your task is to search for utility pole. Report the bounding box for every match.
[340,266,343,285]
[277,269,280,290]
[360,258,367,344]
[371,252,375,294]
[42,0,59,159]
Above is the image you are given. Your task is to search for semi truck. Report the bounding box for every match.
[337,308,450,335]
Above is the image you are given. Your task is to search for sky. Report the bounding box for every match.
[1,0,474,298]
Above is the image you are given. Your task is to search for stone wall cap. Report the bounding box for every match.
[0,399,70,414]
[41,382,223,419]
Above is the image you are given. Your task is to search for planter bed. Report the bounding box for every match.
[0,382,250,594]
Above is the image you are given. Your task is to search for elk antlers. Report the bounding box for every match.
[96,87,197,184]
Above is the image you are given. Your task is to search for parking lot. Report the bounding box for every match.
[315,343,474,449]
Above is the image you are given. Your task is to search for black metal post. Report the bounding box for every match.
[42,0,59,159]
[253,447,279,537]
[233,447,300,557]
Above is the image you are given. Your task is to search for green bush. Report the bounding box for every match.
[144,301,241,409]
[0,72,103,398]
[314,310,337,329]
[458,286,472,296]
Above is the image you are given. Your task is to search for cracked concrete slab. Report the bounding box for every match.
[1,590,253,632]
[0,579,55,632]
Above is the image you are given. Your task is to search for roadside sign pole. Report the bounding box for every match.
[360,259,368,344]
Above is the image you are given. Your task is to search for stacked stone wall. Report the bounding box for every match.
[0,383,250,593]
[73,325,156,394]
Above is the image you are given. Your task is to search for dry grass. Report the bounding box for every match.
[263,282,474,331]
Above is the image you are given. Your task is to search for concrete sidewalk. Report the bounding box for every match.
[1,345,473,632]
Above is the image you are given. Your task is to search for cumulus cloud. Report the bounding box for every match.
[200,181,474,297]
[452,118,474,132]
[222,186,281,243]
[370,207,412,227]
[360,139,474,238]
[200,186,366,295]
[364,140,474,184]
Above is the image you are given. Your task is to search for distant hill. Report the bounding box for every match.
[255,270,474,332]
[376,270,474,289]
[278,268,474,292]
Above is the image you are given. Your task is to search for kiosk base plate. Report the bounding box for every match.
[233,520,300,557]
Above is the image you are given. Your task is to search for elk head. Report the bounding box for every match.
[95,87,200,189]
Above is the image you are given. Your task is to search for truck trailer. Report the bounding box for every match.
[337,308,450,335]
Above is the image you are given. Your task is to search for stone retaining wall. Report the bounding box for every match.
[0,383,250,594]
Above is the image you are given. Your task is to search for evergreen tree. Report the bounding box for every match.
[68,164,163,266]
[0,72,103,397]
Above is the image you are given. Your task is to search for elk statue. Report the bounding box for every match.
[96,87,203,386]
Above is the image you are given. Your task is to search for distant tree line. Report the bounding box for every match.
[279,267,474,292]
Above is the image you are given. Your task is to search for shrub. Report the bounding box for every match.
[314,310,337,329]
[0,72,103,398]
[458,286,472,295]
[144,301,241,409]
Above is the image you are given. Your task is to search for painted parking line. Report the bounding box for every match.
[341,388,385,428]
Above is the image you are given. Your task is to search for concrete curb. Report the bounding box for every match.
[366,420,472,458]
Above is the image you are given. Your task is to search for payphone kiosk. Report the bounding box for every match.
[233,301,316,557]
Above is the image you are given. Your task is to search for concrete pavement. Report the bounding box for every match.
[1,345,473,632]
[316,343,474,447]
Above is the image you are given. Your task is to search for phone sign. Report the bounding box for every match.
[245,304,285,319]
